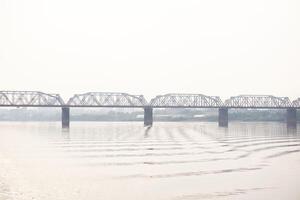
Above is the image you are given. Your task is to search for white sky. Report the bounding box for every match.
[1,0,300,101]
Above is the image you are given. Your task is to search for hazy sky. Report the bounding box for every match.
[1,0,300,101]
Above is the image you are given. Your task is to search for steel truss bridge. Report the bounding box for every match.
[0,91,299,128]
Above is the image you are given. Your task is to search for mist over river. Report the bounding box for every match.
[0,122,300,200]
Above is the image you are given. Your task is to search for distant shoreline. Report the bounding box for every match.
[0,119,294,122]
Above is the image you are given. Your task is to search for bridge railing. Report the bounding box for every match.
[292,98,300,108]
[224,95,293,108]
[0,91,64,106]
[150,93,224,108]
[67,92,148,107]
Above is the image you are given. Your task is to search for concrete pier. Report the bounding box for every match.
[286,108,297,128]
[62,107,70,128]
[219,108,228,127]
[144,107,153,126]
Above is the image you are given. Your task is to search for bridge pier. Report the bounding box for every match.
[219,108,228,127]
[144,107,153,126]
[286,108,297,128]
[62,107,70,128]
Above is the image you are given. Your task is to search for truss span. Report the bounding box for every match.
[225,95,292,108]
[0,91,64,106]
[292,98,300,108]
[150,93,223,108]
[67,92,147,107]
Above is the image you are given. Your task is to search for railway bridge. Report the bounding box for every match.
[0,91,299,128]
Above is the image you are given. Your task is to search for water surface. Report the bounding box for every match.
[0,122,300,200]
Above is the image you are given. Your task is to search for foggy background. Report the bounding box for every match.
[1,0,300,101]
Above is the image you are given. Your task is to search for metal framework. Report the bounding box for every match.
[150,93,223,108]
[0,91,299,109]
[225,95,292,108]
[67,92,147,107]
[0,91,64,106]
[292,98,300,108]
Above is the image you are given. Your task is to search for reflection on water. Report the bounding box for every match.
[0,122,300,200]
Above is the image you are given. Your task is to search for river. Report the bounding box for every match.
[0,122,299,200]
